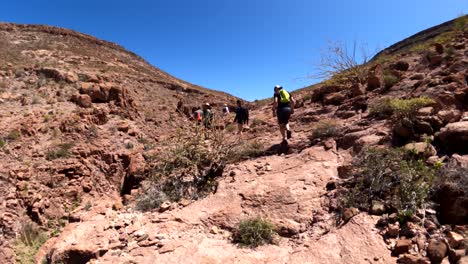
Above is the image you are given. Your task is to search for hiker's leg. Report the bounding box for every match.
[237,123,243,134]
[285,123,290,131]
[279,124,286,140]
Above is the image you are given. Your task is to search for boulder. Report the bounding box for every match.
[446,231,464,249]
[427,239,448,264]
[392,61,410,71]
[397,254,430,264]
[370,200,385,215]
[350,83,366,97]
[342,207,359,222]
[394,239,413,255]
[323,91,347,105]
[436,181,468,225]
[428,54,443,66]
[449,249,465,263]
[437,110,462,124]
[386,223,400,238]
[71,94,92,108]
[47,245,98,264]
[310,85,345,103]
[404,142,436,157]
[353,135,383,153]
[367,64,384,91]
[416,107,434,117]
[437,121,468,154]
[414,120,433,135]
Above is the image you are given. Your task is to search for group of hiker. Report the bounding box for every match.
[192,85,295,142]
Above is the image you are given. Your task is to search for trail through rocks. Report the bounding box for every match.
[41,144,394,264]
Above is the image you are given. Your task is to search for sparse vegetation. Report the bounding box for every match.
[369,97,435,120]
[310,119,341,140]
[46,142,74,160]
[313,40,374,84]
[341,147,437,215]
[137,126,232,211]
[383,73,399,89]
[233,217,276,248]
[13,221,48,264]
[7,129,21,141]
[250,118,267,128]
[228,140,265,163]
[454,15,468,31]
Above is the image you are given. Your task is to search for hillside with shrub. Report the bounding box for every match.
[0,15,467,264]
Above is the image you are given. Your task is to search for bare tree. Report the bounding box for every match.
[312,40,376,83]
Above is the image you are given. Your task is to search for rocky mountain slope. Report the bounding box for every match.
[1,16,468,264]
[0,23,238,263]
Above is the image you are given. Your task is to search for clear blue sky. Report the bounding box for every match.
[1,1,466,100]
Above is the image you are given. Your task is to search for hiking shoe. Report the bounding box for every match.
[286,130,292,139]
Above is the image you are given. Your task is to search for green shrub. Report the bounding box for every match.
[369,97,435,120]
[46,143,74,160]
[342,147,437,215]
[310,120,341,140]
[384,74,399,89]
[14,221,48,264]
[7,129,21,141]
[234,217,276,248]
[0,138,5,148]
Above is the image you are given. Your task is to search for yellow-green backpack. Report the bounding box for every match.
[279,89,290,103]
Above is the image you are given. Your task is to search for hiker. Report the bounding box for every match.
[202,103,213,128]
[272,85,295,142]
[233,100,249,135]
[194,107,203,124]
[222,104,230,116]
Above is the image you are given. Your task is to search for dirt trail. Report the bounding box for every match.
[41,143,394,264]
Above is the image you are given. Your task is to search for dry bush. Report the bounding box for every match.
[313,41,376,84]
[228,140,265,163]
[46,143,74,160]
[14,221,48,264]
[233,217,276,248]
[341,147,437,216]
[310,119,341,140]
[137,126,232,211]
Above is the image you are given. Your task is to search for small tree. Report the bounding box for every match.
[312,41,376,84]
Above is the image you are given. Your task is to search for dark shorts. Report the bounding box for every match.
[277,107,291,124]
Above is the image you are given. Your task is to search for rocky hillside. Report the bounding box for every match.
[1,16,467,264]
[0,23,239,263]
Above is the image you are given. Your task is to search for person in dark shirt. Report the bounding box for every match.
[233,100,249,135]
[273,85,295,142]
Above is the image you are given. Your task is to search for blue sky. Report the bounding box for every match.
[1,1,467,100]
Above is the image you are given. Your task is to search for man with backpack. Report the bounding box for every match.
[273,85,295,142]
[233,100,249,135]
[203,103,213,128]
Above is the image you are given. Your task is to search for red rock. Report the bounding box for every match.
[71,94,92,108]
[397,254,430,264]
[447,231,464,249]
[427,239,448,263]
[394,239,413,255]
